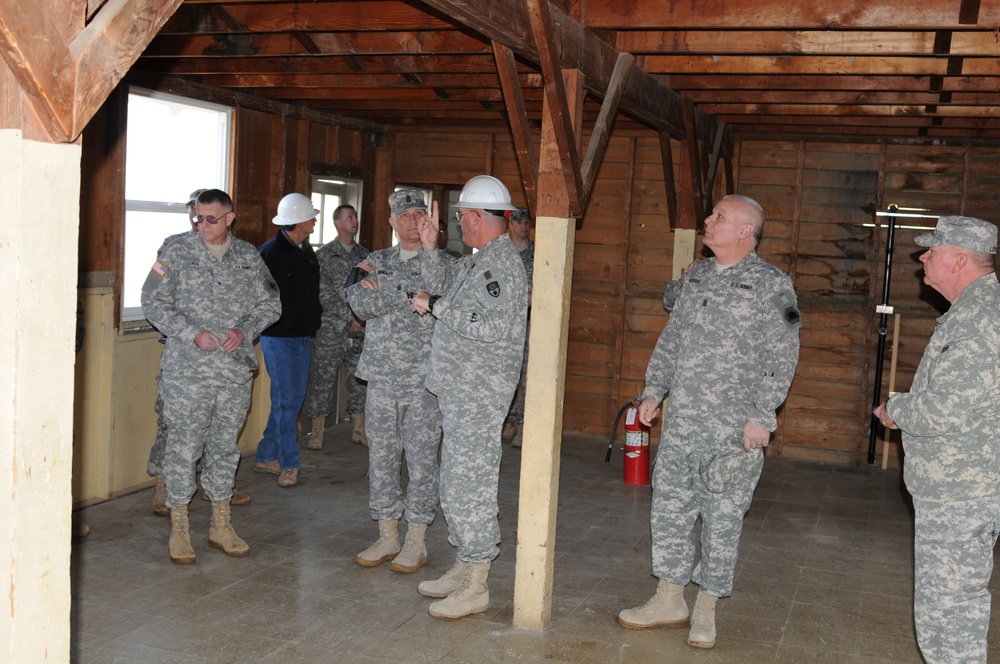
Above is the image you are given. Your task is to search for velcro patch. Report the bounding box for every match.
[771,290,802,330]
[151,260,168,277]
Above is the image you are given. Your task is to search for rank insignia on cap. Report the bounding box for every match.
[151,260,168,277]
[487,281,500,297]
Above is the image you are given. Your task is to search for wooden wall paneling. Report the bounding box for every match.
[392,131,496,185]
[284,116,310,196]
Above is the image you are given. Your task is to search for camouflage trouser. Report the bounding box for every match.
[365,379,442,524]
[147,374,167,476]
[912,495,1000,664]
[159,365,251,507]
[437,388,507,564]
[650,416,763,598]
[303,327,367,419]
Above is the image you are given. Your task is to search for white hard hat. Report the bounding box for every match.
[457,175,518,211]
[273,193,319,226]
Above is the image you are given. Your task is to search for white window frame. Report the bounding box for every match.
[122,88,232,322]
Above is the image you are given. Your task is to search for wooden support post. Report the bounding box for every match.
[512,68,583,632]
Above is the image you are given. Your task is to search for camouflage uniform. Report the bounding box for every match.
[141,232,280,507]
[506,240,534,425]
[642,252,800,597]
[421,235,528,563]
[147,230,198,477]
[887,273,1000,664]
[303,239,370,420]
[347,246,452,524]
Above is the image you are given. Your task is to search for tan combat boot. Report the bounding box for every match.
[418,556,470,597]
[168,504,196,564]
[353,519,399,567]
[617,579,689,629]
[389,522,428,573]
[307,415,325,450]
[208,500,250,557]
[428,562,491,620]
[687,591,718,649]
[351,413,368,447]
[152,474,169,517]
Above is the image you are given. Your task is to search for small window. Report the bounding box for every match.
[310,176,362,247]
[122,88,231,321]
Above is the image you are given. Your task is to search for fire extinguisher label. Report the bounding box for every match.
[626,431,649,447]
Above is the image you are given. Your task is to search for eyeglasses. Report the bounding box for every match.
[455,209,479,222]
[195,211,232,225]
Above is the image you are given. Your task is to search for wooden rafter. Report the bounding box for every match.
[524,0,584,216]
[0,0,182,142]
[492,40,539,211]
[580,52,633,205]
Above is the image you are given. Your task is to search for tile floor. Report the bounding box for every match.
[71,424,999,663]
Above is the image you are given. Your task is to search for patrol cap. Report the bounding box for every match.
[509,207,531,222]
[389,188,427,216]
[186,188,208,208]
[915,215,997,255]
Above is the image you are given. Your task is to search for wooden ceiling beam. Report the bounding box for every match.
[142,29,490,59]
[700,102,1000,117]
[196,72,540,89]
[0,0,182,142]
[641,55,952,76]
[493,40,539,210]
[418,0,703,139]
[163,1,452,32]
[582,0,1000,29]
[140,53,516,74]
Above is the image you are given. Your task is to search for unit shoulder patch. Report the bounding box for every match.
[771,290,802,330]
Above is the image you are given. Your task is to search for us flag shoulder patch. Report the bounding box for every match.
[152,260,168,277]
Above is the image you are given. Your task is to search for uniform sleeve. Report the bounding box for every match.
[140,245,202,344]
[641,318,679,403]
[749,274,801,431]
[419,247,456,294]
[234,255,282,342]
[345,253,400,320]
[433,257,524,343]
[887,332,999,437]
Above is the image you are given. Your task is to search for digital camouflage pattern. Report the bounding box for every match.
[507,240,534,425]
[148,230,198,477]
[347,246,453,524]
[303,239,370,419]
[887,275,1000,502]
[643,251,799,597]
[887,273,1000,664]
[141,232,280,507]
[420,234,528,563]
[651,416,763,597]
[642,252,800,432]
[912,495,1000,664]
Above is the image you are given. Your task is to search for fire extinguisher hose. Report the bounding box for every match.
[605,398,641,463]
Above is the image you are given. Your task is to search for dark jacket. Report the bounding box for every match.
[258,229,321,337]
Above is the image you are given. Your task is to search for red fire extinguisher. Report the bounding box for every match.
[605,399,651,485]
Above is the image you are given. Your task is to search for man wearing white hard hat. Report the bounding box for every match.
[255,193,322,488]
[411,175,529,620]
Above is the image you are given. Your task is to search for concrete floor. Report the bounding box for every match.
[71,424,995,663]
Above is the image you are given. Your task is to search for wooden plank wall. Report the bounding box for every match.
[390,127,1000,466]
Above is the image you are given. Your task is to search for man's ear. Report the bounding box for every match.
[953,252,969,273]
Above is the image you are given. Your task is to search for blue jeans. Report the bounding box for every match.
[257,335,311,470]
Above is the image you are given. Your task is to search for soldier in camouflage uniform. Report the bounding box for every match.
[346,188,454,574]
[874,216,1000,664]
[617,195,800,649]
[142,189,281,564]
[502,207,534,448]
[302,204,369,450]
[410,175,528,621]
[147,189,253,515]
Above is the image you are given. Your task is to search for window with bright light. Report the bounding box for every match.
[310,176,362,247]
[122,89,231,321]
